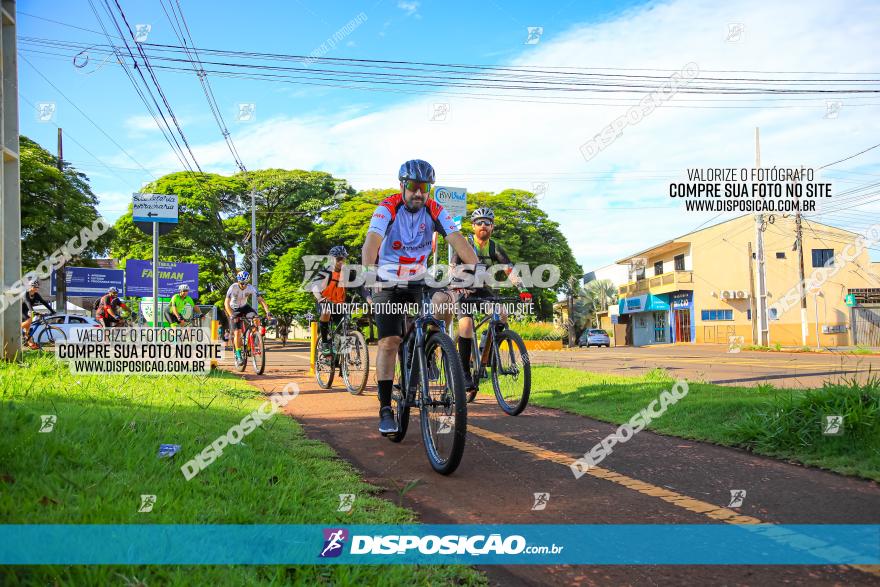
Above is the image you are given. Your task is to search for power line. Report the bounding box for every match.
[19,53,157,179]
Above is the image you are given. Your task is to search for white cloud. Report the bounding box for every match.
[397,1,419,16]
[112,0,880,271]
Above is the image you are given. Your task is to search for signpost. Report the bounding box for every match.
[433,187,467,336]
[132,193,178,327]
[51,267,124,297]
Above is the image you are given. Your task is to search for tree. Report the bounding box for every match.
[19,136,113,270]
[584,279,618,327]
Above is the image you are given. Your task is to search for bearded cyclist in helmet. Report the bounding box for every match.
[308,245,349,356]
[361,159,480,435]
[225,271,272,366]
[438,207,532,391]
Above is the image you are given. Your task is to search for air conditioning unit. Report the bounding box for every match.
[721,290,733,300]
[735,290,747,299]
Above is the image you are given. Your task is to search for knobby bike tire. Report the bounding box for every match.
[490,329,531,416]
[342,330,369,395]
[420,331,467,475]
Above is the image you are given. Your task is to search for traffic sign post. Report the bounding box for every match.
[133,193,178,327]
[433,186,467,337]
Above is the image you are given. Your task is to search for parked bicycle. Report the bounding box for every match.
[236,314,267,375]
[314,311,370,395]
[22,312,66,350]
[386,284,467,476]
[461,296,531,416]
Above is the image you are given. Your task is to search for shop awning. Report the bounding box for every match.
[619,293,670,315]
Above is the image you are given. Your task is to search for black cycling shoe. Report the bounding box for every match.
[379,406,398,435]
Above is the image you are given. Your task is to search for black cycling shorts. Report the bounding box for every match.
[231,304,258,329]
[371,286,424,340]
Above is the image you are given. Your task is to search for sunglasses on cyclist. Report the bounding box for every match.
[473,220,493,227]
[403,180,432,194]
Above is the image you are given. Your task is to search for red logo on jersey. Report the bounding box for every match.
[391,240,402,250]
[418,222,426,232]
[373,213,386,219]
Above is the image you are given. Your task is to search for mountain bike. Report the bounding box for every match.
[235,314,266,375]
[461,296,531,416]
[314,311,369,395]
[23,313,66,350]
[385,283,467,476]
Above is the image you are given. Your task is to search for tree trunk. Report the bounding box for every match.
[566,279,576,347]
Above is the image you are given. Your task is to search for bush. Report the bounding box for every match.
[730,376,880,453]
[507,320,563,340]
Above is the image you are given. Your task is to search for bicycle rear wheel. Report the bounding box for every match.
[250,330,266,375]
[490,330,531,416]
[420,331,467,475]
[387,344,410,443]
[341,330,369,395]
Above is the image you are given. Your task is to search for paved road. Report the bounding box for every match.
[528,344,880,389]
[224,342,880,586]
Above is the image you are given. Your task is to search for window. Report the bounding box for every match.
[654,261,664,276]
[812,248,834,268]
[674,254,685,271]
[635,267,645,280]
[776,252,786,259]
[769,307,779,320]
[69,316,87,324]
[701,309,733,321]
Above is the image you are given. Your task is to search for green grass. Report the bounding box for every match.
[523,366,880,481]
[0,355,485,586]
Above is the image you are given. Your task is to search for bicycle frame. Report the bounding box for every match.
[398,288,447,409]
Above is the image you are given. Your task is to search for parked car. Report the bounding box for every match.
[579,328,611,348]
[31,313,101,343]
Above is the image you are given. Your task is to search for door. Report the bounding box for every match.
[674,310,692,342]
[852,306,880,346]
[653,311,667,343]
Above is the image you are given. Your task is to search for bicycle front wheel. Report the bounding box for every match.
[39,325,67,349]
[341,330,369,395]
[420,331,467,475]
[315,340,335,389]
[491,329,531,416]
[250,330,266,375]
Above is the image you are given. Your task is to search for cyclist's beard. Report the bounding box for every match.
[403,192,425,212]
[476,227,491,240]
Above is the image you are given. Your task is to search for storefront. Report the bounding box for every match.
[619,294,671,346]
[670,291,695,343]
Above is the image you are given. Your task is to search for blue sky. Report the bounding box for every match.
[17,0,880,270]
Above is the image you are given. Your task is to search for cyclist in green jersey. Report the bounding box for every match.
[165,284,202,326]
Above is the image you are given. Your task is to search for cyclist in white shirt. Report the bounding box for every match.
[225,271,272,365]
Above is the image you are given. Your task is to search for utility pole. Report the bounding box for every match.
[754,127,770,345]
[795,212,808,346]
[250,187,258,307]
[566,277,576,347]
[55,128,66,314]
[747,241,757,344]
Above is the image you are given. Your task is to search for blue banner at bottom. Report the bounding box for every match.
[1,525,878,565]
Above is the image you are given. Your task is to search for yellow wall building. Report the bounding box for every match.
[615,215,880,347]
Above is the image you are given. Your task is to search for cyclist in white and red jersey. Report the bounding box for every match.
[361,159,480,434]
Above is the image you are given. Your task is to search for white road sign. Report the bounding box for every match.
[433,186,467,221]
[133,193,178,224]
